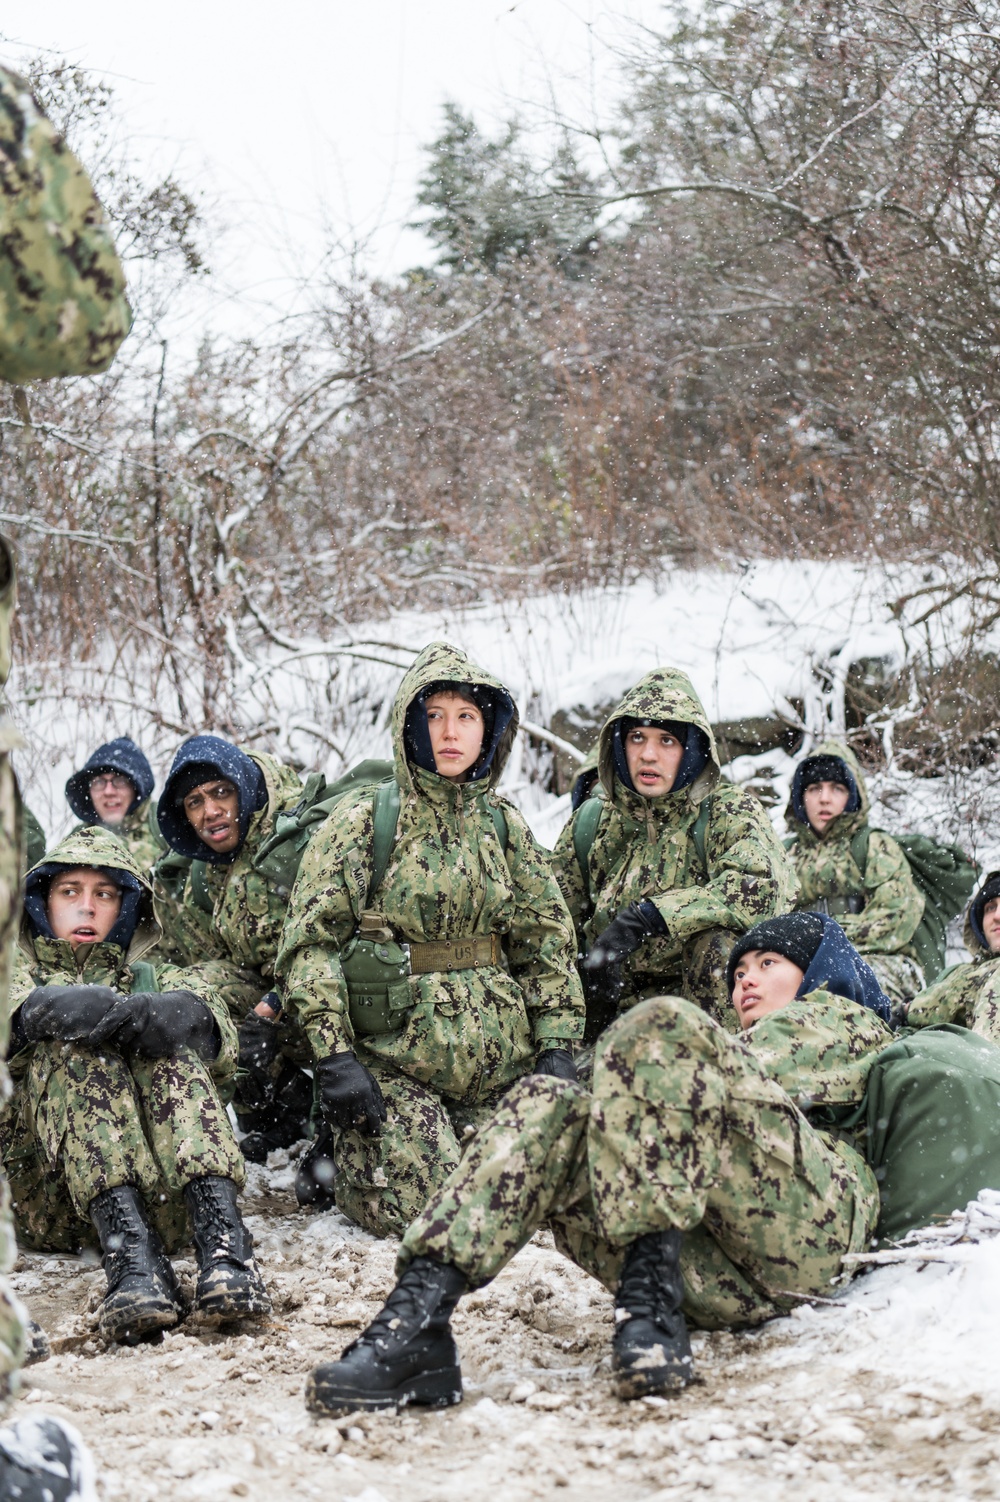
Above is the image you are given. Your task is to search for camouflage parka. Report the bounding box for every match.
[551,668,798,995]
[9,826,238,1090]
[159,752,306,1015]
[276,641,585,1101]
[786,739,924,959]
[907,879,1000,1039]
[0,68,131,381]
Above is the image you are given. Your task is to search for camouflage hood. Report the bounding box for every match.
[965,869,1000,958]
[391,641,518,796]
[597,668,719,811]
[787,738,870,844]
[19,823,160,967]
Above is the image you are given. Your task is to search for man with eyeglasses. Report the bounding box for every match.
[64,737,164,873]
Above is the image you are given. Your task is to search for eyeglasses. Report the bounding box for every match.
[89,774,133,792]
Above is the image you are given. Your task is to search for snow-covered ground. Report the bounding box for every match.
[12,1164,1000,1502]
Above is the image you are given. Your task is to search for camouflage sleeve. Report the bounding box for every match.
[275,795,374,1061]
[648,785,799,942]
[838,831,924,953]
[0,68,131,381]
[8,950,38,1021]
[549,811,590,935]
[153,960,239,1087]
[906,961,984,1029]
[175,957,266,1022]
[499,803,585,1048]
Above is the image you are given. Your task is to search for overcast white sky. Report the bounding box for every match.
[3,2,663,336]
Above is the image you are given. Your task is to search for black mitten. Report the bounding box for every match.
[582,901,667,971]
[88,990,219,1061]
[315,1051,387,1137]
[533,1048,578,1082]
[235,1010,284,1110]
[13,986,120,1050]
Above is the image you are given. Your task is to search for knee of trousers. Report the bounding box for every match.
[595,995,725,1073]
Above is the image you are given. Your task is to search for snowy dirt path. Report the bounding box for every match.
[8,1162,1000,1502]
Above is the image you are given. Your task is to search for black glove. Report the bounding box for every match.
[534,1048,578,1082]
[581,901,667,971]
[315,1051,387,1137]
[235,1010,284,1111]
[88,991,219,1061]
[12,986,120,1050]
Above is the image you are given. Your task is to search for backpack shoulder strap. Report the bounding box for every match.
[692,799,711,872]
[368,779,401,905]
[850,825,871,877]
[489,802,508,853]
[129,959,158,994]
[572,795,604,890]
[189,859,214,916]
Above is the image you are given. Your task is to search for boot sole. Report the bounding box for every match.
[305,1366,463,1417]
[193,1294,272,1324]
[99,1299,180,1346]
[613,1359,694,1400]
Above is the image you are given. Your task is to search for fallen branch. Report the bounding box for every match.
[520,719,587,765]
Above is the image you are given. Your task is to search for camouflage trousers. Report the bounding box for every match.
[0,1042,245,1255]
[400,997,879,1329]
[0,1067,26,1410]
[631,926,739,1032]
[866,953,924,1010]
[334,1060,521,1240]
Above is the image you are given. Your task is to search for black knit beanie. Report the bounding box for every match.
[726,913,826,992]
[799,755,852,789]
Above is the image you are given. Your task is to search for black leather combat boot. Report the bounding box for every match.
[0,1415,95,1501]
[307,1257,467,1416]
[612,1228,694,1398]
[294,1122,337,1210]
[183,1175,271,1321]
[88,1185,184,1345]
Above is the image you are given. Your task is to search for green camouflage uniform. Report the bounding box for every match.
[400,990,886,1328]
[277,641,585,1238]
[70,799,164,875]
[551,669,798,1029]
[0,68,131,382]
[0,828,242,1255]
[0,65,130,1406]
[786,740,925,1006]
[159,753,306,1019]
[907,907,1000,1044]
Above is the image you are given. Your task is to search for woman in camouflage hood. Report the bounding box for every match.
[551,667,796,1032]
[276,641,585,1239]
[785,740,925,1007]
[0,826,269,1344]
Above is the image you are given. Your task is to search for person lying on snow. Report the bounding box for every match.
[906,870,1000,1041]
[0,826,269,1345]
[550,667,797,1040]
[303,912,893,1416]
